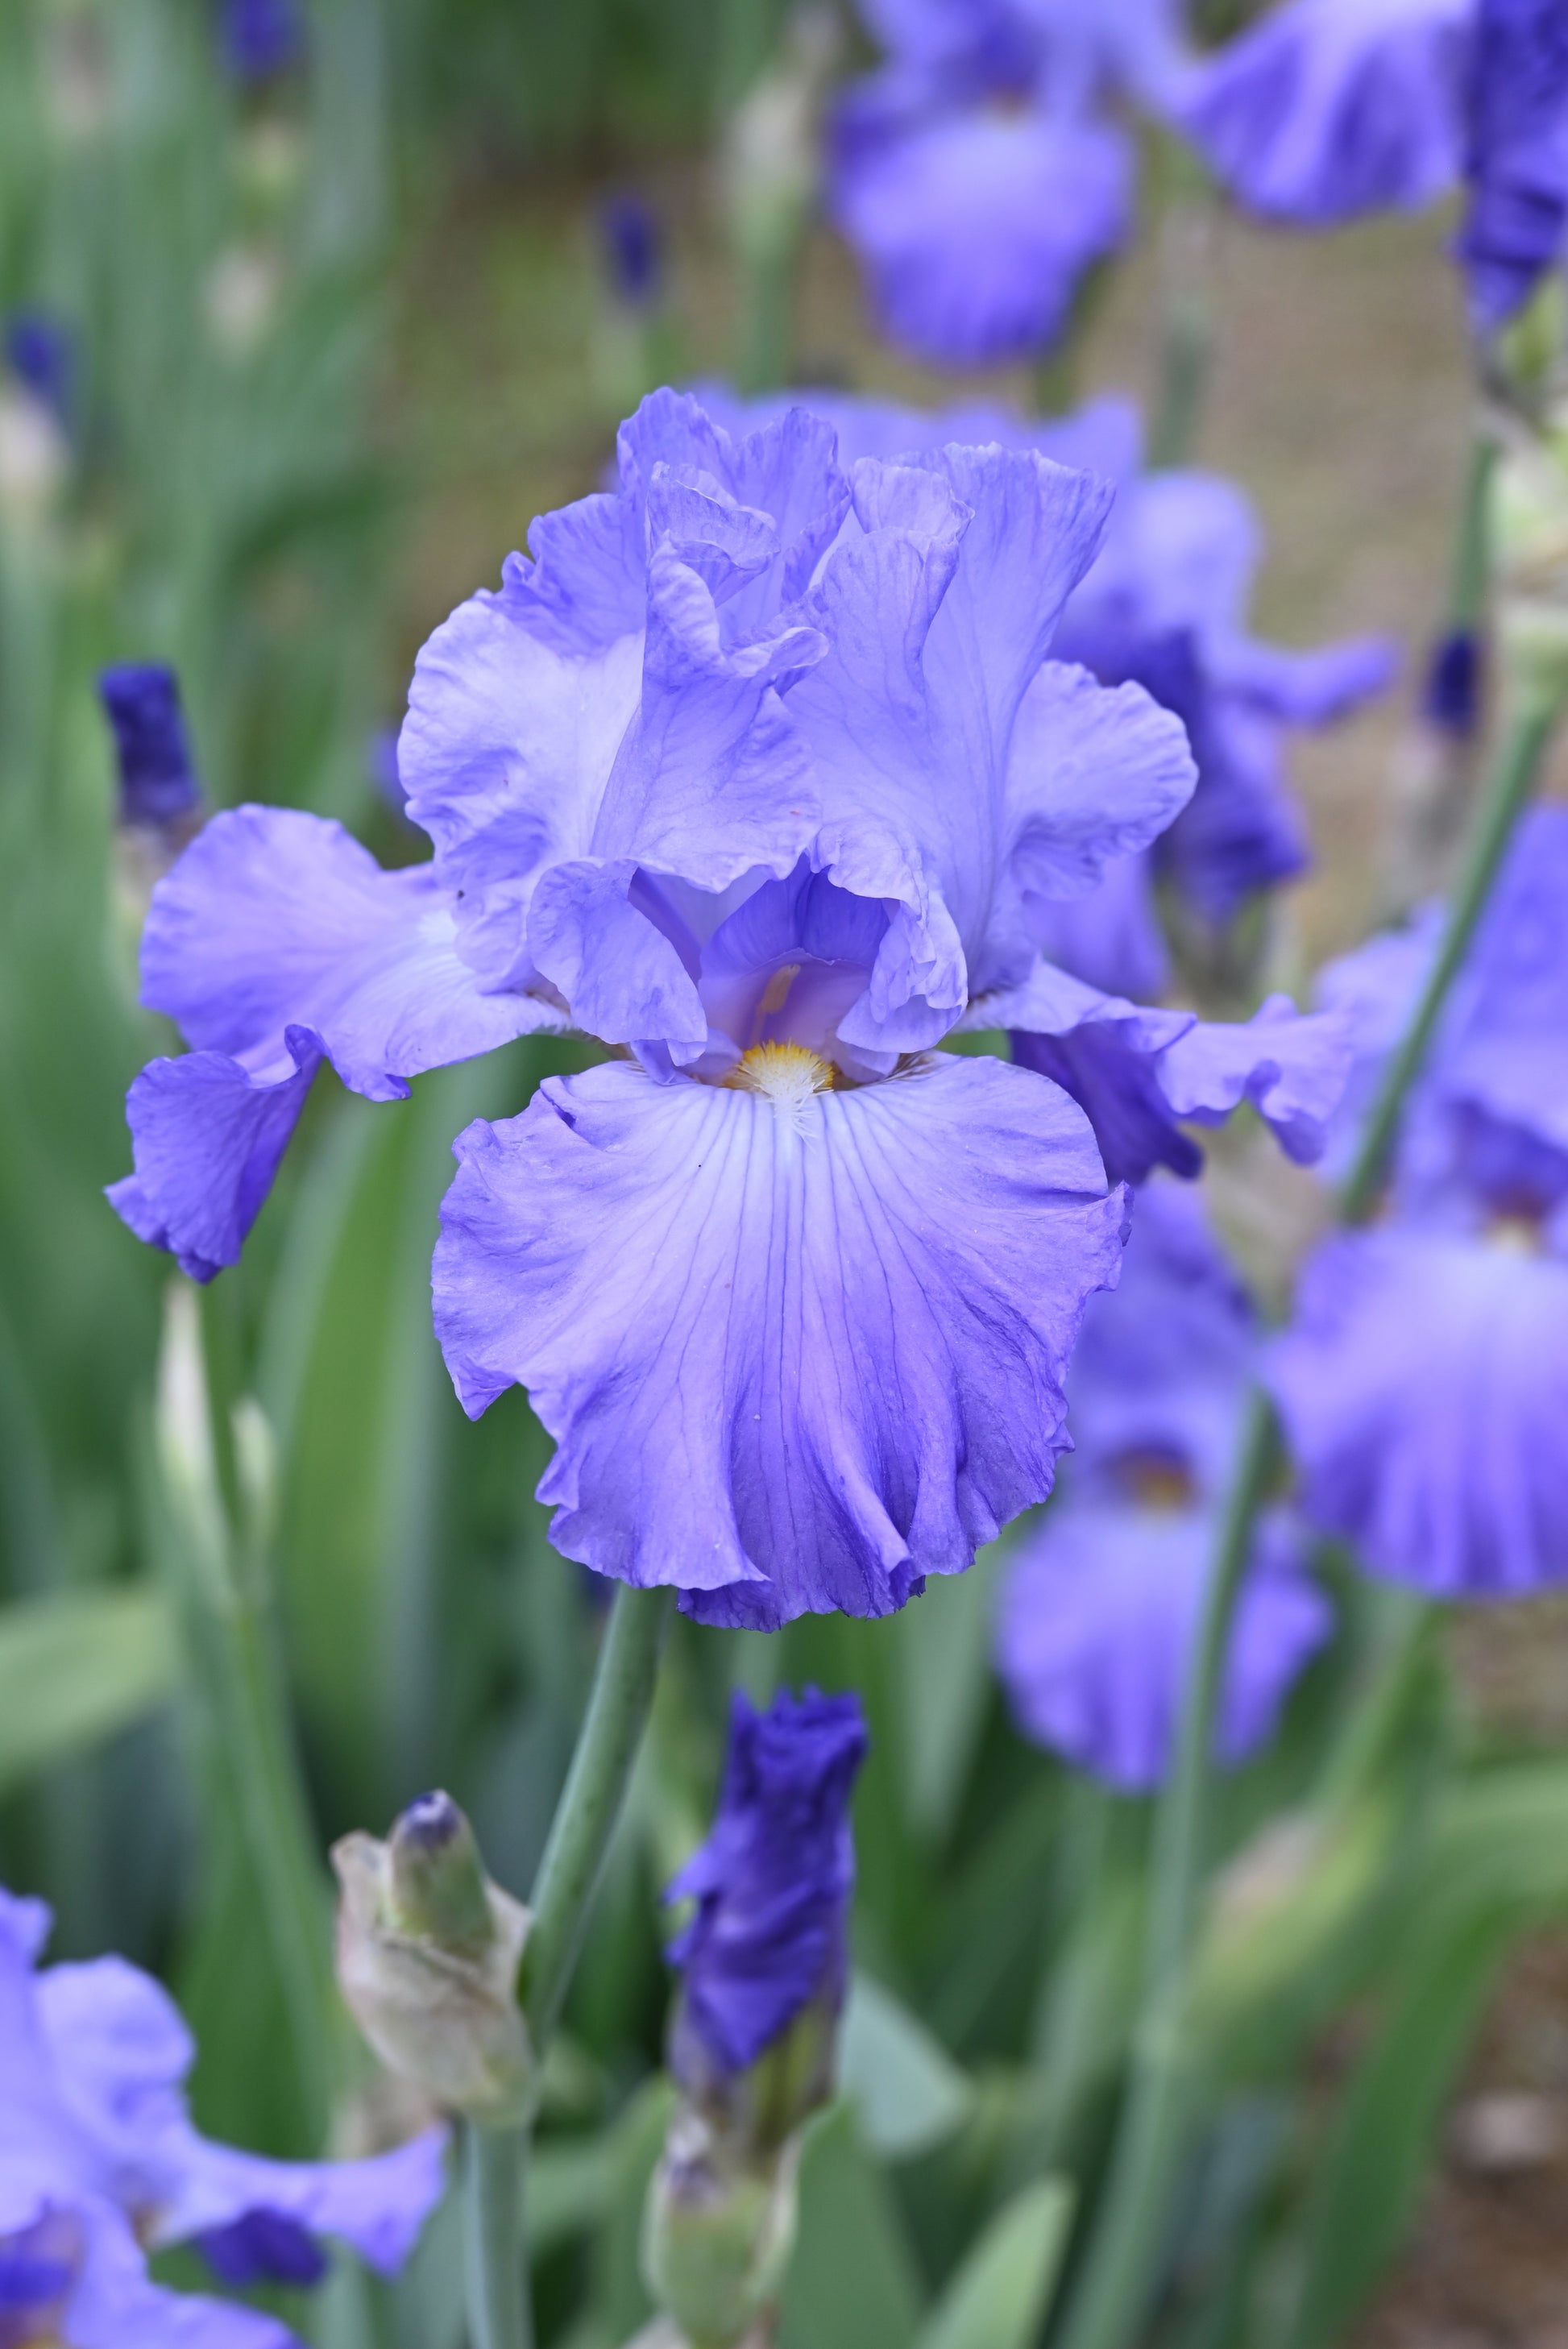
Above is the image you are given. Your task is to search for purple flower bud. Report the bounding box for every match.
[599,193,662,307]
[221,0,305,84]
[666,1689,867,2104]
[1421,625,1484,738]
[4,310,74,426]
[99,665,203,831]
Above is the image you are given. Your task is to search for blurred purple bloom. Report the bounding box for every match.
[99,666,204,832]
[112,390,1348,1629]
[222,0,304,81]
[1454,0,1568,329]
[1176,0,1473,225]
[599,193,662,307]
[1273,807,1568,1596]
[0,1888,446,2349]
[667,1689,867,2080]
[4,311,73,425]
[997,1184,1331,1789]
[827,0,1188,364]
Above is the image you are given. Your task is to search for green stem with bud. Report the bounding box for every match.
[1056,680,1568,2349]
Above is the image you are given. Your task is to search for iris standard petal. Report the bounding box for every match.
[996,1505,1331,1791]
[1454,0,1568,330]
[1176,0,1472,225]
[434,1053,1126,1629]
[1269,1226,1568,1596]
[139,806,557,1094]
[982,661,1196,990]
[108,1030,323,1283]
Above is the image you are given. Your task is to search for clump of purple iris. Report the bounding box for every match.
[1270,806,1568,1598]
[997,1183,1332,1791]
[0,1886,446,2348]
[1176,0,1475,226]
[1454,0,1568,332]
[109,391,1352,1632]
[99,666,205,834]
[828,0,1181,365]
[221,0,305,84]
[666,1688,867,2097]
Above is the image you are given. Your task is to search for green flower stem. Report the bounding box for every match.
[1056,683,1568,2349]
[463,2122,532,2349]
[1450,429,1498,636]
[461,1586,675,2349]
[523,1582,678,2047]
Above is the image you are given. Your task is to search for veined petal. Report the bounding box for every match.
[108,1031,322,1283]
[433,1055,1126,1629]
[141,806,558,1094]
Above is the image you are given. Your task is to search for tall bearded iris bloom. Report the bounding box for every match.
[1176,0,1475,226]
[0,1888,444,2347]
[828,1,1182,367]
[110,392,1350,1630]
[1270,807,1568,1597]
[997,1184,1331,1791]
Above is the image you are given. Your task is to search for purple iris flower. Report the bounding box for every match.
[0,1888,446,2349]
[221,0,304,83]
[1454,0,1568,330]
[828,0,1184,365]
[1271,807,1568,1596]
[997,1183,1333,1791]
[666,1689,867,2083]
[1176,0,1475,226]
[4,312,74,427]
[99,666,205,833]
[110,391,1352,1630]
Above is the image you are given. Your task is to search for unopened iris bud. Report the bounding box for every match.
[641,1690,866,2347]
[642,2110,801,2349]
[333,1793,533,2129]
[719,5,840,276]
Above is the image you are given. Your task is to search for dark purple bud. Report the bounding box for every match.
[221,0,305,84]
[4,312,74,427]
[666,1687,866,2116]
[599,193,662,308]
[1422,625,1484,740]
[197,2208,329,2290]
[99,665,203,829]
